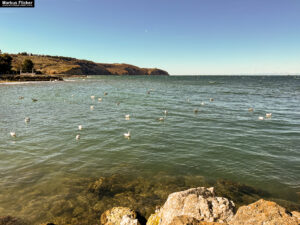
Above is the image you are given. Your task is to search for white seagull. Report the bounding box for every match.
[248,108,254,112]
[90,105,94,110]
[25,117,30,123]
[91,96,95,100]
[76,134,80,140]
[125,114,130,120]
[258,116,264,120]
[124,131,131,138]
[98,98,102,102]
[78,125,83,130]
[10,132,16,137]
[266,113,272,118]
[164,110,168,115]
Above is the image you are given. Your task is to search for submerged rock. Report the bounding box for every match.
[0,216,28,225]
[147,187,235,225]
[100,207,140,225]
[229,199,300,225]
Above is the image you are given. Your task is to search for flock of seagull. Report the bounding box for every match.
[9,91,272,139]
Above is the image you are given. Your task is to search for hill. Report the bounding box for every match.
[10,53,169,76]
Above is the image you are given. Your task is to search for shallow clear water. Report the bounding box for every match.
[0,76,300,224]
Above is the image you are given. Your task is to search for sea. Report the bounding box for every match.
[0,75,299,224]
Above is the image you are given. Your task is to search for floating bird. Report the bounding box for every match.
[98,98,102,102]
[104,92,108,96]
[258,116,264,120]
[76,134,80,140]
[32,98,38,102]
[147,91,151,94]
[91,96,95,100]
[24,117,30,123]
[19,96,24,100]
[201,102,205,106]
[266,113,272,118]
[78,125,83,130]
[116,102,120,106]
[125,114,130,120]
[124,131,131,138]
[90,105,94,110]
[164,110,168,115]
[158,117,165,121]
[194,109,199,114]
[248,108,254,112]
[210,98,214,102]
[10,132,16,137]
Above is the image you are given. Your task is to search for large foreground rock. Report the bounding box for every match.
[147,187,235,225]
[100,207,140,225]
[229,199,300,225]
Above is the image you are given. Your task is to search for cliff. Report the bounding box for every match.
[10,54,169,76]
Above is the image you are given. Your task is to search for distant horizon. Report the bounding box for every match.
[1,0,300,75]
[2,49,300,76]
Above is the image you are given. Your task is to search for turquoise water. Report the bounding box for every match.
[0,76,299,224]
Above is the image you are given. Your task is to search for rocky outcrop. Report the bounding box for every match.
[228,199,300,225]
[100,207,140,225]
[146,187,235,225]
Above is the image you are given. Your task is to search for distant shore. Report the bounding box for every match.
[0,74,64,82]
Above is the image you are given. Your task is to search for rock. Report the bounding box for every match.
[169,216,225,224]
[0,216,28,225]
[229,199,300,225]
[120,215,140,225]
[292,211,300,220]
[147,187,235,225]
[101,207,140,225]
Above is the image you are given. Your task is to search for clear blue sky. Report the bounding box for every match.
[1,0,300,75]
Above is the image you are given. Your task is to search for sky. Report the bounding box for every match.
[0,0,300,75]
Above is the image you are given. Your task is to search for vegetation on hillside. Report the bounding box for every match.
[8,52,169,76]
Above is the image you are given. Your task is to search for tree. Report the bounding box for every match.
[22,59,34,72]
[0,54,12,74]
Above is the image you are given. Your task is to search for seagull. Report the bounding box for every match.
[76,134,80,140]
[258,116,264,120]
[164,110,168,115]
[125,114,130,120]
[124,131,131,138]
[201,102,205,106]
[194,109,199,114]
[90,105,94,110]
[25,117,30,123]
[104,92,108,96]
[210,98,214,102]
[147,91,151,94]
[19,96,24,100]
[32,98,38,102]
[91,96,95,100]
[266,113,272,118]
[10,132,16,137]
[78,125,83,130]
[98,98,102,102]
[158,117,165,121]
[248,108,254,112]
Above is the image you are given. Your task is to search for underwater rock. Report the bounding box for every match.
[100,207,140,225]
[229,199,300,225]
[0,216,28,225]
[148,187,234,225]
